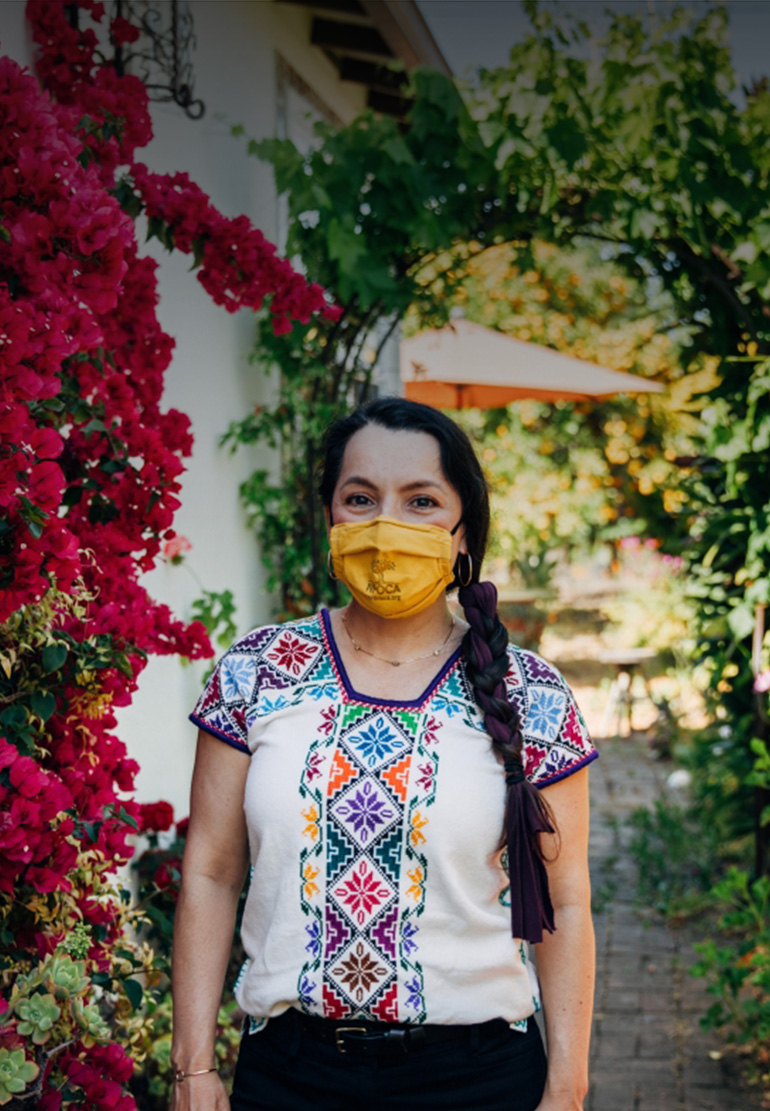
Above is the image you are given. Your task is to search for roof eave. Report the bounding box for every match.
[359,0,452,75]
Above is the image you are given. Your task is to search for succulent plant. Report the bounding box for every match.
[14,992,61,1045]
[44,955,89,1002]
[0,1047,39,1106]
[71,998,111,1046]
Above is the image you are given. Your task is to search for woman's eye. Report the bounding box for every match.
[411,496,438,509]
[345,494,372,507]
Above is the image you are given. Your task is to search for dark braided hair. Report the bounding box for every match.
[319,397,556,943]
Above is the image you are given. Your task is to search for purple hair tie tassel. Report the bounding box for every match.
[458,580,557,945]
[504,748,556,944]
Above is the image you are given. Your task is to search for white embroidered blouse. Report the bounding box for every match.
[190,609,597,1031]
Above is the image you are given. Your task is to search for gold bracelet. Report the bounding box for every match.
[173,1066,218,1083]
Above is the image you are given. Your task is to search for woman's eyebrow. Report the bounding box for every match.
[399,480,444,492]
[339,477,444,492]
[340,475,378,490]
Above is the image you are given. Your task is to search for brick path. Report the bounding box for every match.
[586,735,764,1111]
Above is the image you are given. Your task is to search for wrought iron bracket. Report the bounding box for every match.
[112,0,205,119]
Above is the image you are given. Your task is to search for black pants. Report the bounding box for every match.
[230,1010,547,1111]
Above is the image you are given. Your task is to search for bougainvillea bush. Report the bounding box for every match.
[0,1,334,1104]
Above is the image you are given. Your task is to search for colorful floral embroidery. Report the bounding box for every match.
[265,631,321,677]
[332,940,389,1005]
[220,655,255,701]
[346,716,407,768]
[190,610,598,1028]
[334,781,395,844]
[307,701,423,1021]
[526,687,568,741]
[334,860,391,926]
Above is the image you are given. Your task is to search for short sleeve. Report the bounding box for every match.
[189,627,275,754]
[505,646,598,788]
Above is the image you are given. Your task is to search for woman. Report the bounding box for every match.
[171,398,597,1111]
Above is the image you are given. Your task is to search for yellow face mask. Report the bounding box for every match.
[329,515,460,619]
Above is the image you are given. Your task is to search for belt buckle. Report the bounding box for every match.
[334,1025,368,1054]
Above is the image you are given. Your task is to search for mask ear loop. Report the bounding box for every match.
[455,552,473,587]
[326,507,337,579]
[451,518,472,585]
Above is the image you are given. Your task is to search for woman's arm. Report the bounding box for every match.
[534,767,595,1111]
[170,731,251,1110]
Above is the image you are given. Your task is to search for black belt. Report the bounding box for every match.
[275,1008,516,1056]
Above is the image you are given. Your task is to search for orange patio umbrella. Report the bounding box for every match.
[400,319,664,408]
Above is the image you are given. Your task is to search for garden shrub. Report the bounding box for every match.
[0,1,332,1104]
[629,797,724,919]
[691,869,770,1091]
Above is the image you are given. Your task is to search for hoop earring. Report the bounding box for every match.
[456,552,473,587]
[327,551,337,581]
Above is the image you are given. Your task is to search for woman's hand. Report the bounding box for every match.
[535,1078,587,1111]
[535,1094,585,1111]
[169,1070,230,1110]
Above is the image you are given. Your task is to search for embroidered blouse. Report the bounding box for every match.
[189,609,597,1031]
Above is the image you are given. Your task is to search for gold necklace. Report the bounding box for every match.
[341,610,458,668]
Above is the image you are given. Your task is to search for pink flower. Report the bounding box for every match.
[28,426,64,460]
[0,741,18,771]
[139,800,175,833]
[110,15,140,45]
[9,756,54,799]
[163,534,192,562]
[755,670,770,694]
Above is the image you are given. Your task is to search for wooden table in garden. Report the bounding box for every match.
[599,648,658,737]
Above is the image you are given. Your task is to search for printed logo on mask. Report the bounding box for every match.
[367,556,401,598]
[329,516,456,619]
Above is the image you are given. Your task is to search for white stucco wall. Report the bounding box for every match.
[1,0,367,819]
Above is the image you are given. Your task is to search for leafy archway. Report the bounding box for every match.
[230,5,767,594]
[226,2,770,872]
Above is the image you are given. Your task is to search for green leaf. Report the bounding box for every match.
[0,707,27,731]
[42,644,68,673]
[326,218,368,273]
[30,690,56,722]
[727,603,755,641]
[82,418,107,436]
[629,207,660,240]
[61,486,84,507]
[123,979,144,1011]
[191,236,207,270]
[118,806,139,831]
[247,137,304,195]
[383,136,414,166]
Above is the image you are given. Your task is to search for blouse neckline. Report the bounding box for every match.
[320,608,462,710]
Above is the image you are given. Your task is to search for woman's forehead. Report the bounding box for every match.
[339,425,444,482]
